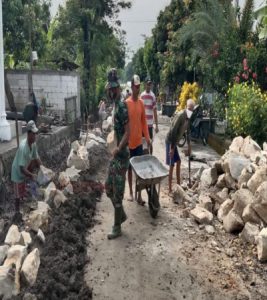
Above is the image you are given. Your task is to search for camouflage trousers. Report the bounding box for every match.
[105,157,129,208]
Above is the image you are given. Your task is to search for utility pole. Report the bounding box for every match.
[28,2,34,103]
[0,0,12,141]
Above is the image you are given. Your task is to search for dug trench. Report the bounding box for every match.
[0,136,108,300]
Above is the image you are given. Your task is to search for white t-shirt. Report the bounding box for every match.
[140,91,156,127]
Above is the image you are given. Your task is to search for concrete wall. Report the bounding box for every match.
[5,70,81,119]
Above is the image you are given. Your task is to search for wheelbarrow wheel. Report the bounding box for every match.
[147,185,160,218]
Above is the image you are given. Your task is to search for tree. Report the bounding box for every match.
[48,0,131,113]
[3,0,51,66]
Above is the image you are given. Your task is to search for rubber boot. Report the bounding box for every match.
[107,207,122,240]
[121,206,127,224]
[110,199,127,225]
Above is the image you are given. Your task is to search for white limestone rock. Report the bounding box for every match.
[21,249,40,286]
[216,188,229,204]
[67,145,89,171]
[58,171,70,188]
[173,184,191,204]
[232,189,255,217]
[21,231,32,248]
[65,166,81,182]
[240,222,260,244]
[200,167,218,189]
[242,136,261,161]
[247,166,267,194]
[216,174,226,188]
[4,245,27,272]
[5,225,23,246]
[0,265,17,298]
[53,189,67,208]
[257,228,267,262]
[228,154,250,180]
[223,209,244,233]
[27,202,50,232]
[37,166,55,186]
[229,136,244,154]
[224,173,236,190]
[44,182,57,203]
[86,140,99,151]
[37,229,45,244]
[238,168,253,189]
[0,245,9,265]
[242,204,262,225]
[190,206,213,224]
[217,199,234,222]
[199,194,213,212]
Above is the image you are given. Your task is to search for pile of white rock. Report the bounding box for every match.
[0,224,44,298]
[184,136,267,262]
[0,130,107,298]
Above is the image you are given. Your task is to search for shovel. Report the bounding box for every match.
[187,133,192,188]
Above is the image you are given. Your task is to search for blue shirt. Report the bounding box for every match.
[11,139,39,183]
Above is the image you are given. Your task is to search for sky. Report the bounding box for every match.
[50,0,171,60]
[50,0,265,60]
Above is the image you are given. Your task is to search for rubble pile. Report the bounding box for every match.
[0,129,107,299]
[178,136,267,262]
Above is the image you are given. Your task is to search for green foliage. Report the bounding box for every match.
[47,0,131,113]
[227,82,267,145]
[239,0,255,43]
[3,0,51,66]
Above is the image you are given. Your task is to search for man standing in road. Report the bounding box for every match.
[126,75,151,205]
[11,120,41,218]
[105,69,130,239]
[165,99,195,195]
[141,77,159,154]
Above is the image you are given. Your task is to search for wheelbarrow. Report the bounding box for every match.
[130,155,169,218]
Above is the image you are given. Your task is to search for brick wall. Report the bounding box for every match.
[5,70,81,118]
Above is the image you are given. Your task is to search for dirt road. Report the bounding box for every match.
[85,125,257,300]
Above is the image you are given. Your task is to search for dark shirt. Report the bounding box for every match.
[166,110,189,147]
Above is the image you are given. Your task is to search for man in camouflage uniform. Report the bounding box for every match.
[105,69,130,239]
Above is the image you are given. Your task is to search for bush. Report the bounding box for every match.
[177,82,201,111]
[227,82,267,146]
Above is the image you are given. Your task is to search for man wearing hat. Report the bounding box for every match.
[11,120,41,217]
[141,77,159,154]
[105,69,130,239]
[126,74,151,205]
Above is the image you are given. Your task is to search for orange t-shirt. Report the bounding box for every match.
[126,97,150,149]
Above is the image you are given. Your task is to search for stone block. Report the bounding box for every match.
[223,209,244,233]
[242,204,262,225]
[240,222,260,244]
[200,167,218,189]
[217,199,234,222]
[199,194,213,212]
[257,228,267,262]
[21,249,40,286]
[5,225,23,246]
[27,202,50,233]
[232,189,255,216]
[247,166,267,194]
[190,206,213,224]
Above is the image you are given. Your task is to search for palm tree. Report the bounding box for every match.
[174,0,235,63]
[239,0,255,43]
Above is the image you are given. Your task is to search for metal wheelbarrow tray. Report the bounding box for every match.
[130,155,169,218]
